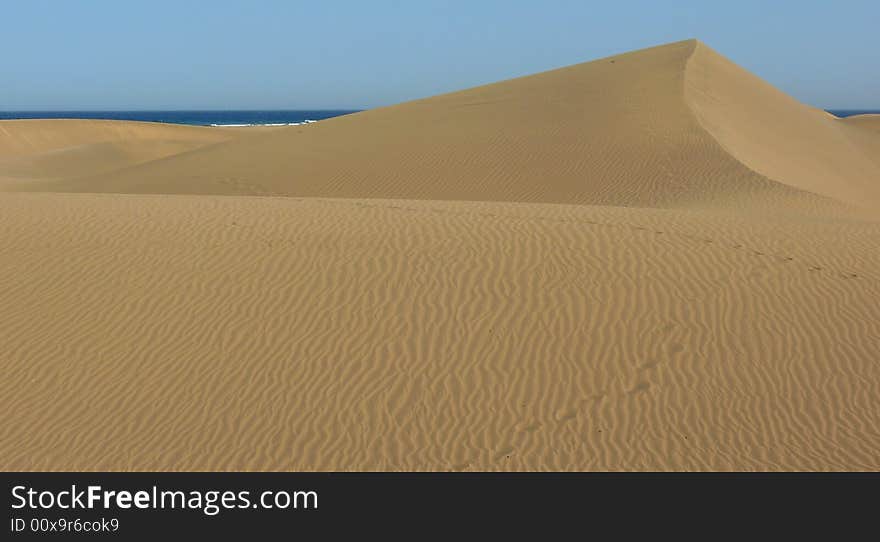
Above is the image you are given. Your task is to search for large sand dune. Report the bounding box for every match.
[1,40,878,470]
[0,119,256,185]
[7,40,878,217]
[842,114,880,134]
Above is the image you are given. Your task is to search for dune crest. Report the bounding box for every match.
[684,41,880,210]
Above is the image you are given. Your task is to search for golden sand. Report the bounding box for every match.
[1,40,878,470]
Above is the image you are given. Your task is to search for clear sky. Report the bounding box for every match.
[2,0,877,110]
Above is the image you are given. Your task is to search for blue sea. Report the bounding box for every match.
[0,109,875,126]
[0,110,360,127]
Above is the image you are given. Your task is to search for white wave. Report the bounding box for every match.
[210,119,319,127]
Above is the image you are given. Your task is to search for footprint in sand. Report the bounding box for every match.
[494,447,515,461]
[667,342,684,355]
[555,409,578,423]
[578,393,606,408]
[639,359,659,371]
[517,421,542,434]
[628,382,651,395]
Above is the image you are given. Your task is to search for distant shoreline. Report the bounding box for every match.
[2,109,876,126]
[0,110,360,127]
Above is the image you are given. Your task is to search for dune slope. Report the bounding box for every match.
[0,119,237,184]
[841,114,880,134]
[685,44,880,209]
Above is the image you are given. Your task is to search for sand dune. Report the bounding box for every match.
[0,119,239,184]
[838,114,880,173]
[686,44,880,210]
[1,40,879,471]
[7,40,878,219]
[842,114,880,133]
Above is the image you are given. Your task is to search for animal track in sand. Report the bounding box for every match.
[517,421,542,434]
[555,409,579,422]
[494,447,515,461]
[639,360,660,371]
[628,382,652,395]
[324,199,863,283]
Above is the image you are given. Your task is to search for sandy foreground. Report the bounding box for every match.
[1,40,878,470]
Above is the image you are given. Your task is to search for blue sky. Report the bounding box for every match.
[2,0,877,110]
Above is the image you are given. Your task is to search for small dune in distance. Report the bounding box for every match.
[1,39,878,470]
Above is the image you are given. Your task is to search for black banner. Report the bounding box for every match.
[2,472,875,538]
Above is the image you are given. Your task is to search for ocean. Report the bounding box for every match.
[0,109,875,126]
[0,110,360,127]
